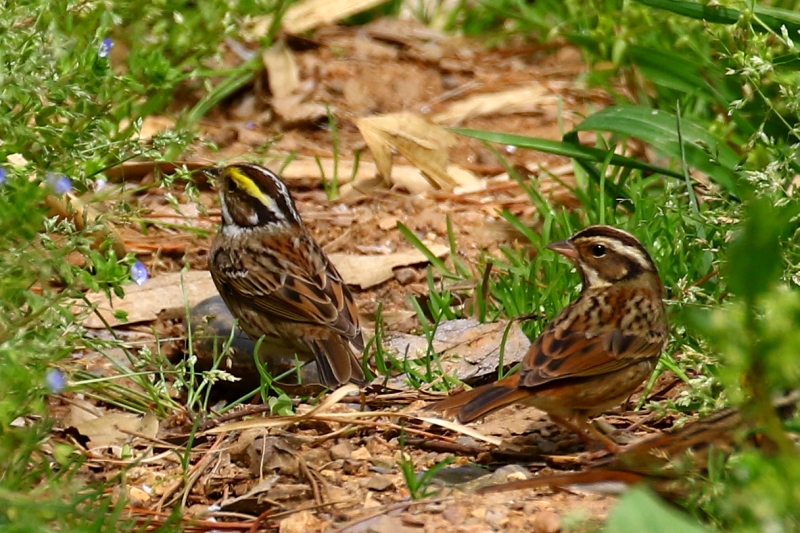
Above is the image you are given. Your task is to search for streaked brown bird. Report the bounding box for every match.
[428,225,668,451]
[207,163,366,388]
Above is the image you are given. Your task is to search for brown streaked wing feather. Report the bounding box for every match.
[323,260,363,344]
[224,239,360,339]
[519,301,665,389]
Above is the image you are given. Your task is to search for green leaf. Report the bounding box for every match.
[449,127,684,179]
[606,487,711,533]
[627,46,731,104]
[574,105,743,194]
[726,197,798,303]
[633,0,800,35]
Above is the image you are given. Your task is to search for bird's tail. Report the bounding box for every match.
[426,374,529,423]
[309,336,366,388]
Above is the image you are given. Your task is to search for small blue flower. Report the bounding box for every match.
[130,260,149,286]
[0,166,6,186]
[46,173,72,194]
[94,178,107,192]
[98,38,113,58]
[45,369,65,393]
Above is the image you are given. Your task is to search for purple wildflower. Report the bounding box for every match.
[98,38,113,59]
[46,173,72,194]
[45,369,65,393]
[130,261,149,286]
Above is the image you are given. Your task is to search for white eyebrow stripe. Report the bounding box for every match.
[587,236,651,270]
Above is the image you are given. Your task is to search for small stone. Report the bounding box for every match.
[378,216,400,230]
[470,507,486,519]
[302,447,331,465]
[393,267,418,285]
[330,440,353,461]
[454,436,480,447]
[433,464,489,486]
[370,455,395,470]
[532,510,561,533]
[485,506,509,526]
[351,446,372,461]
[342,459,362,475]
[535,438,559,454]
[365,436,390,456]
[400,513,426,527]
[279,510,322,533]
[442,507,465,525]
[366,473,394,492]
[491,464,532,483]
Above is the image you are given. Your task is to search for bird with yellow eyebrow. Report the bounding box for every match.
[207,163,366,388]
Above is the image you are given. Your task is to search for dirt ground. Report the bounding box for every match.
[55,18,689,533]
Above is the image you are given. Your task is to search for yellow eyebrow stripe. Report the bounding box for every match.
[228,167,276,210]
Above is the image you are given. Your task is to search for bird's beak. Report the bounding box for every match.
[201,166,222,179]
[546,239,579,259]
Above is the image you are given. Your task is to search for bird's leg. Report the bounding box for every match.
[550,415,622,455]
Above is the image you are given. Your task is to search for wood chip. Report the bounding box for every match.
[432,85,555,125]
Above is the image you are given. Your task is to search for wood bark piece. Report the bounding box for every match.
[432,85,555,125]
[82,270,217,329]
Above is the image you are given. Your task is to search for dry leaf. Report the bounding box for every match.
[81,270,217,328]
[262,41,300,98]
[282,0,388,34]
[251,157,375,184]
[65,399,104,428]
[355,113,479,191]
[73,412,159,449]
[6,153,28,167]
[271,93,328,125]
[45,192,127,259]
[120,115,175,141]
[329,245,449,289]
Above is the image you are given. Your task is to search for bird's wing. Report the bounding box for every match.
[210,237,360,341]
[519,295,666,389]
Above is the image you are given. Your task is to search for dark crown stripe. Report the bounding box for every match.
[573,225,652,257]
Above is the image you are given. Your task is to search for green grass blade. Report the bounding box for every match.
[450,127,685,179]
[575,106,744,194]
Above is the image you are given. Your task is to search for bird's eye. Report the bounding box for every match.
[591,244,606,257]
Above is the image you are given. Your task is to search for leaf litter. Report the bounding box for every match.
[46,15,703,533]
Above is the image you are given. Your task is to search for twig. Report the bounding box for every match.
[156,433,226,511]
[201,404,275,431]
